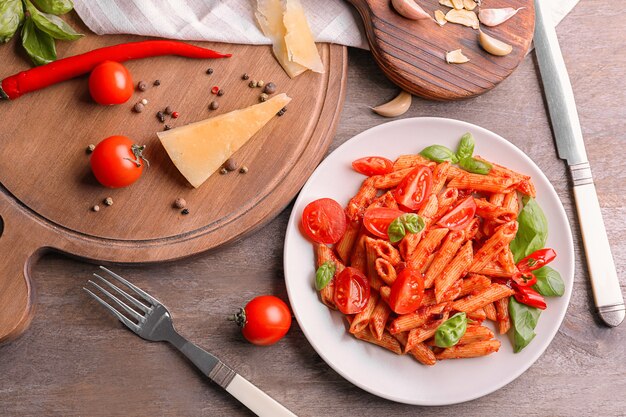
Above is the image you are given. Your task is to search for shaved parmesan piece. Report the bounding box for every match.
[158,94,292,188]
[255,0,307,78]
[283,0,324,74]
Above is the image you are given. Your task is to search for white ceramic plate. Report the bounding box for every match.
[283,118,574,406]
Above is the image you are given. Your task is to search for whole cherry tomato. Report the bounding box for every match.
[352,156,394,176]
[301,198,347,244]
[394,166,432,210]
[90,135,148,188]
[363,207,405,239]
[235,295,292,346]
[89,61,134,105]
[334,267,371,314]
[388,268,425,314]
[438,196,477,230]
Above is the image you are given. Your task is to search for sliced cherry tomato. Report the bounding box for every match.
[334,267,371,314]
[301,198,347,244]
[394,166,432,210]
[352,156,394,176]
[363,207,405,239]
[235,295,292,346]
[438,196,477,230]
[89,61,134,105]
[512,284,547,310]
[517,248,557,272]
[90,135,147,188]
[512,271,537,287]
[388,268,425,314]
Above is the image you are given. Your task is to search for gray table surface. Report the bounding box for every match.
[1,0,625,415]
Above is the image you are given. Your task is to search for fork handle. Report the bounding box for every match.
[225,374,297,417]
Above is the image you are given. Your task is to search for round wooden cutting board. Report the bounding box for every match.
[0,29,347,342]
[347,0,534,100]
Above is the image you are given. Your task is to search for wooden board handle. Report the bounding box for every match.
[0,209,41,343]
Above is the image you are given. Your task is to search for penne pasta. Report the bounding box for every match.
[489,192,505,206]
[425,230,465,288]
[435,241,473,303]
[502,191,520,214]
[451,284,515,313]
[471,262,513,278]
[375,258,397,286]
[408,342,437,365]
[466,307,487,322]
[392,155,436,171]
[365,238,384,291]
[367,237,402,266]
[336,220,360,264]
[498,248,517,274]
[441,279,463,302]
[405,313,449,352]
[426,325,494,346]
[447,172,517,194]
[435,339,501,359]
[350,234,368,274]
[369,297,392,340]
[475,198,517,223]
[483,302,497,321]
[431,161,451,194]
[431,187,459,224]
[353,327,403,355]
[350,293,379,334]
[399,231,422,261]
[371,168,413,189]
[379,285,391,304]
[367,190,399,210]
[314,243,346,309]
[459,274,491,298]
[408,228,449,271]
[495,297,511,334]
[469,221,518,273]
[346,178,377,220]
[389,303,447,334]
[418,194,439,220]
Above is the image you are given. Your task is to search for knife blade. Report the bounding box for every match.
[533,0,624,326]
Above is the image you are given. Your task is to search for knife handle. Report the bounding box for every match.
[225,374,297,417]
[570,162,625,326]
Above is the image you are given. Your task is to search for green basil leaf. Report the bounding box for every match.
[21,17,56,66]
[419,145,457,163]
[533,266,564,297]
[30,0,73,15]
[510,197,548,263]
[315,261,336,291]
[26,0,81,40]
[459,157,492,175]
[387,218,406,243]
[456,132,475,161]
[0,0,24,43]
[435,312,467,348]
[400,213,425,234]
[509,297,541,352]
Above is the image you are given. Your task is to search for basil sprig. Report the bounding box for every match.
[315,261,336,291]
[31,0,73,15]
[1,0,80,65]
[509,297,541,352]
[26,0,81,40]
[434,312,467,348]
[419,133,492,175]
[510,197,548,263]
[0,0,23,43]
[388,213,425,243]
[532,266,564,297]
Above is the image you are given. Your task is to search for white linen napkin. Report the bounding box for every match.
[73,0,581,50]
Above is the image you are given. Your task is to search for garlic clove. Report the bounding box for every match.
[372,91,412,117]
[446,49,470,64]
[478,30,513,56]
[463,0,477,11]
[451,0,464,10]
[478,7,524,27]
[392,0,432,20]
[434,10,447,26]
[438,0,454,8]
[445,9,479,29]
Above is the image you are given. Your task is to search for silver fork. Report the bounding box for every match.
[84,266,297,417]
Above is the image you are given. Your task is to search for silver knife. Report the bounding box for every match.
[533,0,624,326]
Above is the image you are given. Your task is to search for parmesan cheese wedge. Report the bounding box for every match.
[157,93,292,188]
[283,0,324,74]
[255,0,307,78]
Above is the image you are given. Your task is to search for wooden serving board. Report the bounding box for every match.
[0,28,347,342]
[347,0,534,100]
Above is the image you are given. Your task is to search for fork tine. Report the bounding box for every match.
[87,280,144,322]
[83,287,139,332]
[99,266,160,306]
[93,273,150,313]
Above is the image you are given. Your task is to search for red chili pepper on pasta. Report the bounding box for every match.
[1,40,231,100]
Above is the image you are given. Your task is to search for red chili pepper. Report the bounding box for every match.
[513,284,547,310]
[516,248,557,272]
[512,271,537,287]
[1,40,231,100]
